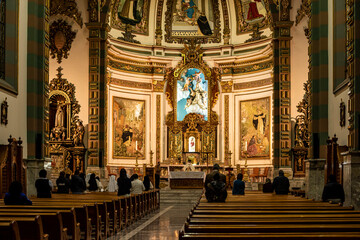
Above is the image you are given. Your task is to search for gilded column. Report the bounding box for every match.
[224,95,229,165]
[273,0,293,167]
[156,95,161,162]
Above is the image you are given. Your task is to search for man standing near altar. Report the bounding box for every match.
[183,159,195,172]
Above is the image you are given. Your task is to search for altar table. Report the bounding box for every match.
[169,171,205,189]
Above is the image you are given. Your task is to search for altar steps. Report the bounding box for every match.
[160,189,203,205]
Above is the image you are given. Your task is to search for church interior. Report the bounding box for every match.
[1,0,360,239]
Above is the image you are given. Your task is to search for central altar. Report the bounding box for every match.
[169,171,205,189]
[165,42,220,163]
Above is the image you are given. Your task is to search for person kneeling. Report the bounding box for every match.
[322,174,345,204]
[206,173,227,202]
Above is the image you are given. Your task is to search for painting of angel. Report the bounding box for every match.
[177,68,208,121]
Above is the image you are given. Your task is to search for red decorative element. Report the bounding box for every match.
[247,0,264,20]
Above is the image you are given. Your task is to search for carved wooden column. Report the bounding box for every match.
[86,1,110,169]
[273,0,293,168]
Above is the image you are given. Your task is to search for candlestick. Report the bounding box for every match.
[243,151,249,182]
[149,150,154,167]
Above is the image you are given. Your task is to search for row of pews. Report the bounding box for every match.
[179,191,360,239]
[0,190,159,240]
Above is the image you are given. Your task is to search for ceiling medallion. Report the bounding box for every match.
[50,20,77,64]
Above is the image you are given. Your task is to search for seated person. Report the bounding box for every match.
[143,175,154,191]
[107,175,118,192]
[130,174,145,195]
[88,173,99,191]
[96,176,104,192]
[118,169,131,196]
[232,173,245,195]
[4,181,32,205]
[35,169,53,198]
[56,171,70,194]
[322,174,345,203]
[183,159,195,172]
[71,170,85,194]
[262,178,273,193]
[273,170,289,195]
[206,172,228,202]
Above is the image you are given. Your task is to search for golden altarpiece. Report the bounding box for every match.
[48,67,86,175]
[165,42,220,165]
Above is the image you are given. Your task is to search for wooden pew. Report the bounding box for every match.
[0,215,48,240]
[0,221,21,240]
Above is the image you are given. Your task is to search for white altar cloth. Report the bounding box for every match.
[169,171,205,180]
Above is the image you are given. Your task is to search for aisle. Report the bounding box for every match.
[111,189,203,240]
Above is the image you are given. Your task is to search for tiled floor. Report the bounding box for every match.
[109,189,203,240]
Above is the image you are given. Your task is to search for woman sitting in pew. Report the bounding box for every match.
[143,175,154,191]
[88,173,99,191]
[117,168,131,196]
[4,181,32,205]
[232,173,245,195]
[262,178,273,193]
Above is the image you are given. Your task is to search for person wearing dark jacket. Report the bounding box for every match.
[71,170,85,194]
[4,181,32,205]
[232,173,245,195]
[322,174,345,203]
[56,171,70,194]
[205,164,226,202]
[143,175,153,191]
[117,168,131,196]
[206,173,228,202]
[35,169,52,198]
[79,172,87,191]
[88,173,99,191]
[273,170,289,195]
[262,178,273,193]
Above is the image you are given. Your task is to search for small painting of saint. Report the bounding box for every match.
[118,0,144,26]
[189,136,196,152]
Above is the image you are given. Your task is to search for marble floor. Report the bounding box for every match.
[108,189,203,240]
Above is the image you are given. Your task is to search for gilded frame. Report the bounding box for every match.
[184,131,201,152]
[164,0,221,44]
[110,0,151,35]
[112,96,146,160]
[239,96,271,160]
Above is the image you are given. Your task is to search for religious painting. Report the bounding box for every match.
[240,97,270,159]
[235,0,271,34]
[189,136,196,152]
[165,0,221,43]
[111,0,150,35]
[176,68,208,121]
[113,97,145,159]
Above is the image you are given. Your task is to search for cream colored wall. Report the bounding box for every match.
[49,0,89,128]
[0,0,28,157]
[327,0,348,146]
[290,0,309,118]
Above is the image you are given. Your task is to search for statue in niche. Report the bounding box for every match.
[73,120,85,146]
[55,102,65,128]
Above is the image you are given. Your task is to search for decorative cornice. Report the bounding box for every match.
[153,80,166,92]
[233,78,272,90]
[110,78,152,90]
[50,0,83,27]
[50,20,77,64]
[222,60,273,75]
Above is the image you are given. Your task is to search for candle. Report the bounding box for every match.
[135,141,138,151]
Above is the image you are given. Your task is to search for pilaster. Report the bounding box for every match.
[304,159,325,201]
[341,151,360,210]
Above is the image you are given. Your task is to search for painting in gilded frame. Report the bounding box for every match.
[113,97,145,159]
[111,0,151,35]
[165,0,221,43]
[240,97,270,159]
[176,68,208,121]
[235,0,271,34]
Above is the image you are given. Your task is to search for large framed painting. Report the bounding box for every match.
[113,97,145,159]
[111,0,151,35]
[235,0,271,34]
[165,0,221,43]
[176,67,208,121]
[240,97,270,159]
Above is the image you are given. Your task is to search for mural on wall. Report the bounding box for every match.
[235,0,271,34]
[240,97,270,159]
[111,0,150,35]
[177,68,208,121]
[165,0,221,43]
[113,97,145,159]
